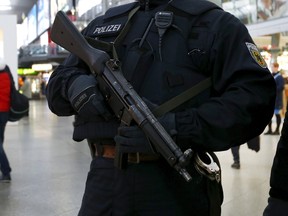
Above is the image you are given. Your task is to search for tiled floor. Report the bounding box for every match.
[0,99,280,216]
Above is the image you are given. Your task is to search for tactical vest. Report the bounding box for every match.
[85,0,222,111]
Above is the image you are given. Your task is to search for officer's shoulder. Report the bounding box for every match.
[169,0,222,15]
[84,3,138,30]
[104,2,138,20]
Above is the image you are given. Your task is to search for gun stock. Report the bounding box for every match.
[51,11,193,182]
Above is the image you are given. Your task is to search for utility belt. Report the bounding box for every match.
[90,141,221,183]
[93,143,160,163]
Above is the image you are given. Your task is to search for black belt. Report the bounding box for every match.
[93,144,160,163]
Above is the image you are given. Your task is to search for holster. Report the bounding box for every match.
[192,151,223,216]
[87,139,116,159]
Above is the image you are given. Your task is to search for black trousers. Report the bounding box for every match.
[263,197,288,216]
[0,112,11,176]
[231,146,240,163]
[78,156,222,216]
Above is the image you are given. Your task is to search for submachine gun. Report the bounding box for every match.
[51,11,220,183]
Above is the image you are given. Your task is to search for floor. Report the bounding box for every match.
[0,99,281,216]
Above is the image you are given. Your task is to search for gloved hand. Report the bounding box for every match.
[67,75,111,120]
[114,111,176,154]
[114,125,156,153]
[142,97,177,135]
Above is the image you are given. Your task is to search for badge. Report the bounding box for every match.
[93,24,122,36]
[246,42,267,68]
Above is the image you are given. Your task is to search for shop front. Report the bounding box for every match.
[17,66,52,100]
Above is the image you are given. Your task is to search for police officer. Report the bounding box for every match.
[263,103,288,216]
[46,0,276,215]
[264,62,285,135]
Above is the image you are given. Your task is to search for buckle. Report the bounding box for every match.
[128,152,140,163]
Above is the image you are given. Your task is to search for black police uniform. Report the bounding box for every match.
[263,103,288,216]
[46,0,276,215]
[273,71,285,110]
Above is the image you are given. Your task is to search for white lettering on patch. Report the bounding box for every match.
[93,24,122,34]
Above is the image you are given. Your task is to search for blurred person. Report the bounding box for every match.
[273,0,288,17]
[257,0,273,20]
[40,80,46,97]
[46,0,276,215]
[0,58,12,182]
[263,103,288,216]
[231,136,260,169]
[20,76,32,99]
[265,62,285,135]
[66,10,76,21]
[257,0,288,20]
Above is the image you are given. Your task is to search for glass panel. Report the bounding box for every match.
[257,0,288,21]
[222,0,257,24]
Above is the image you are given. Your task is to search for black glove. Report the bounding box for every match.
[114,125,156,153]
[67,75,111,120]
[114,112,176,154]
[142,97,177,135]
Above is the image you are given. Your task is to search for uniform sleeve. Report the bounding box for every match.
[175,13,276,151]
[46,19,101,116]
[46,54,91,116]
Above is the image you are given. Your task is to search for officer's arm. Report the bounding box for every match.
[174,14,276,152]
[46,18,103,117]
[46,54,91,116]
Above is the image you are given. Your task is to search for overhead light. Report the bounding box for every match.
[0,0,11,5]
[32,64,53,71]
[0,6,12,11]
[0,0,11,11]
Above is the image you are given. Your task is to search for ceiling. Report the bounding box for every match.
[0,0,37,24]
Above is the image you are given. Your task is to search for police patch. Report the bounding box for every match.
[93,24,122,35]
[246,42,267,68]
